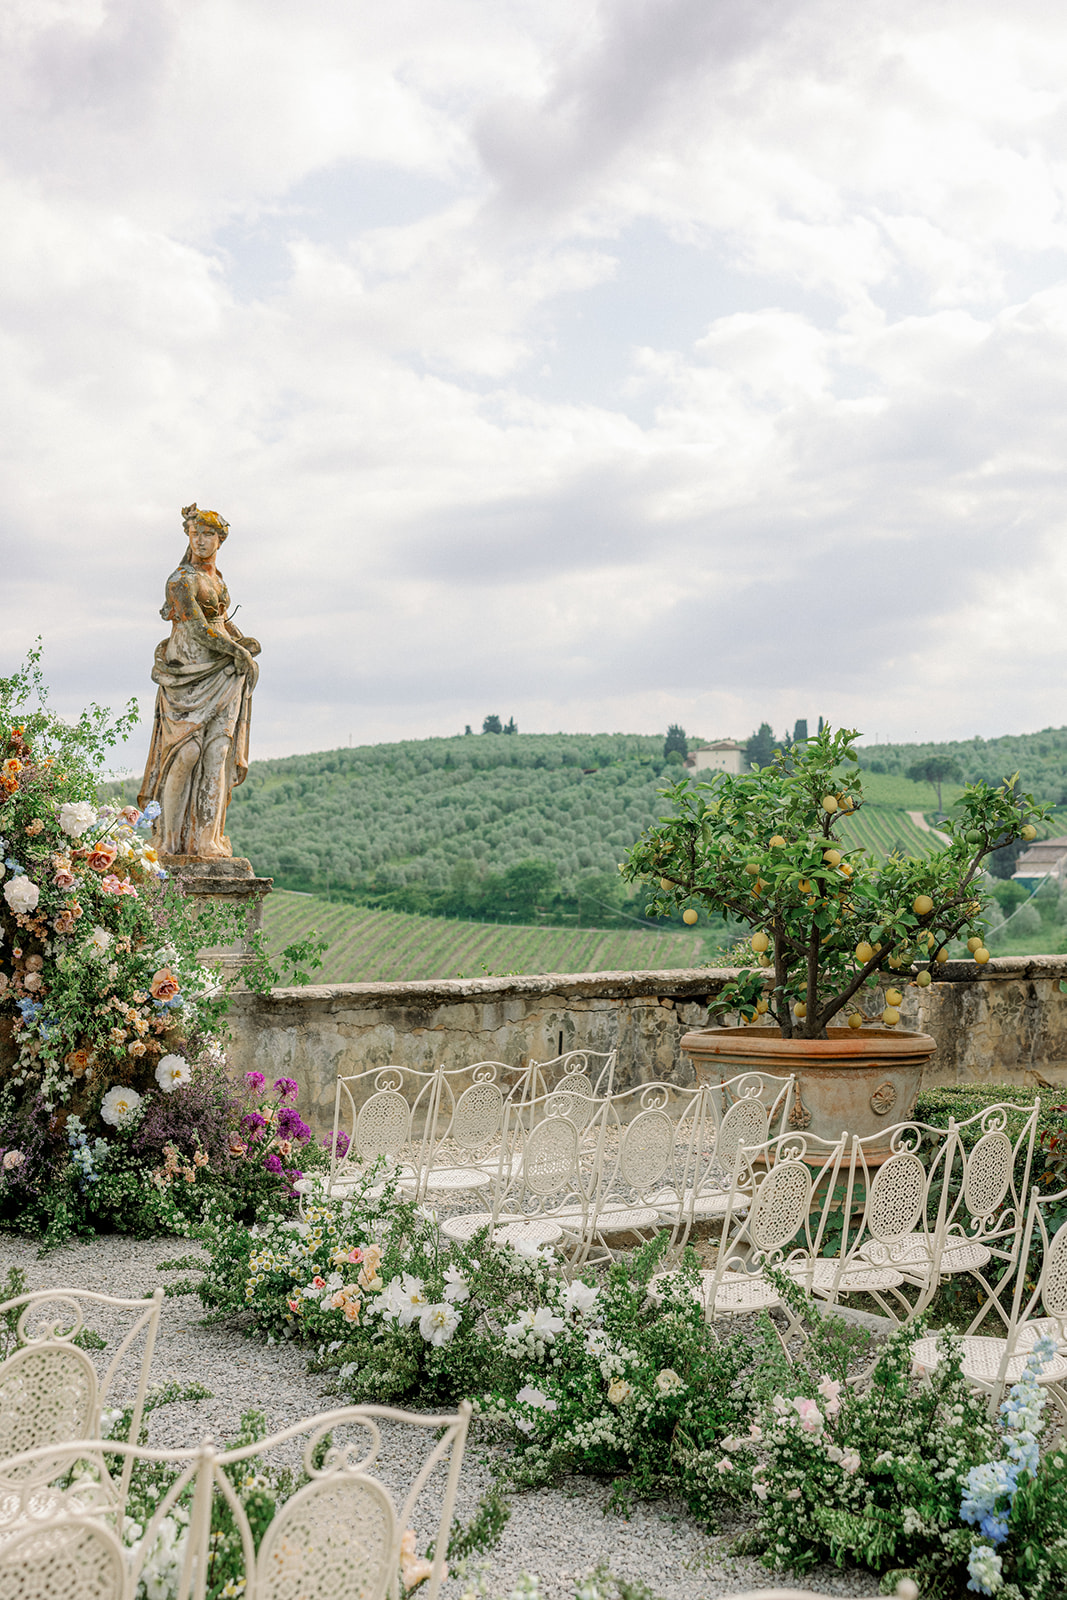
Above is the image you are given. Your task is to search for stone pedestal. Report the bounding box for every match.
[165,856,273,982]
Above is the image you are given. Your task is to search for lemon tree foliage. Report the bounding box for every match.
[621,725,1048,1040]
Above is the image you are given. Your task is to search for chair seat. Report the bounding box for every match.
[859,1234,992,1274]
[494,1219,563,1248]
[398,1167,493,1195]
[912,1331,1067,1387]
[648,1269,781,1318]
[784,1258,905,1295]
[592,1206,660,1234]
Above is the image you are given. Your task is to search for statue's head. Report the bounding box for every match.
[181,503,229,542]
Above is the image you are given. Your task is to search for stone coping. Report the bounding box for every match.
[250,953,1067,1008]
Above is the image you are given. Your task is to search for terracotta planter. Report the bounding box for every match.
[680,1025,937,1162]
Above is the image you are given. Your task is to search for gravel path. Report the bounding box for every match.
[0,1233,882,1600]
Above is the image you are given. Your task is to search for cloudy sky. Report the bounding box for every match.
[5,0,1067,772]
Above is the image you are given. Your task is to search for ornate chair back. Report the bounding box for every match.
[520,1049,616,1106]
[0,1400,471,1600]
[0,1286,164,1500]
[985,1182,1067,1416]
[581,1081,708,1264]
[326,1065,440,1197]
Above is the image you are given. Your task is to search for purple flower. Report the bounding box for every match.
[322,1130,351,1157]
[244,1071,266,1091]
[276,1107,311,1143]
[241,1112,268,1141]
[263,1152,284,1174]
[273,1077,299,1101]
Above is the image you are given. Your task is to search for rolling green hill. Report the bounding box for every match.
[261,889,707,982]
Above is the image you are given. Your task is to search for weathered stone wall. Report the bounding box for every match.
[222,956,1067,1137]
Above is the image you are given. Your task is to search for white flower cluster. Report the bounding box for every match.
[503,1306,565,1362]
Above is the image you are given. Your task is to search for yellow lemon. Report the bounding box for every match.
[974,947,991,964]
[882,1006,900,1026]
[838,794,854,812]
[822,795,839,813]
[682,908,698,925]
[935,948,949,964]
[885,987,903,1007]
[855,941,874,963]
[751,931,770,953]
[839,862,853,878]
[913,894,934,916]
[794,1001,807,1018]
[967,936,982,953]
[1021,824,1037,841]
[660,877,672,892]
[798,879,812,892]
[823,848,841,867]
[758,953,772,967]
[769,834,787,848]
[848,1012,863,1029]
[756,997,769,1014]
[915,970,932,987]
[745,861,760,875]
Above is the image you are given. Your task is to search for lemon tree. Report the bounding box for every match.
[620,725,1048,1039]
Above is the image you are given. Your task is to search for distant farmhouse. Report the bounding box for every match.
[684,739,745,776]
[1013,835,1067,887]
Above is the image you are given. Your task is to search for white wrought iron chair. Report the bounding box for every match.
[649,1130,850,1351]
[784,1121,953,1323]
[714,1582,917,1600]
[672,1072,797,1246]
[911,1183,1067,1429]
[0,1399,471,1600]
[308,1064,442,1203]
[440,1085,606,1259]
[571,1080,707,1267]
[394,1061,515,1204]
[517,1048,617,1110]
[0,1286,164,1502]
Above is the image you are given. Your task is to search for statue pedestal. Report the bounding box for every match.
[165,857,273,982]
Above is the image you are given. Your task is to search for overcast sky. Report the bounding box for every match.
[5,0,1067,773]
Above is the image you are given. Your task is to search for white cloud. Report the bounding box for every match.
[4,0,1067,774]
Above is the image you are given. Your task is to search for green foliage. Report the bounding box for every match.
[663,725,688,761]
[620,724,1048,1037]
[907,754,964,812]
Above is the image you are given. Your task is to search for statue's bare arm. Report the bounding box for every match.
[166,571,259,683]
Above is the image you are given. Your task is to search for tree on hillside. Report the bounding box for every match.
[502,859,556,917]
[504,717,518,735]
[906,754,963,815]
[663,724,688,761]
[745,722,777,770]
[482,714,503,734]
[464,725,472,735]
[793,719,809,744]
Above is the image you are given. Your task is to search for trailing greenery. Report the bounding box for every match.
[196,1181,1067,1599]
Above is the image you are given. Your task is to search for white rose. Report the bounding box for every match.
[3,876,39,915]
[88,926,113,954]
[100,1086,142,1127]
[58,800,98,838]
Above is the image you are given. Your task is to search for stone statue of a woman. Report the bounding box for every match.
[138,504,261,865]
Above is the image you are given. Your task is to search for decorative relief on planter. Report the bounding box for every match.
[788,1089,812,1130]
[870,1081,897,1117]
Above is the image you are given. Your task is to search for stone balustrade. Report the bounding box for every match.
[222,956,1067,1137]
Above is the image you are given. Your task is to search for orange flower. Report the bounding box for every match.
[86,843,118,872]
[65,1049,92,1078]
[150,968,180,1003]
[24,818,44,836]
[3,758,22,776]
[128,1040,147,1058]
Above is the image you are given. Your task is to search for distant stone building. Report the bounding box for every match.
[1013,836,1067,886]
[684,739,745,776]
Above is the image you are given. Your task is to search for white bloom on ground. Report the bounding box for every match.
[654,1368,684,1396]
[510,1236,555,1264]
[3,1150,24,1171]
[155,1055,192,1093]
[785,1487,802,1501]
[100,1086,142,1127]
[88,926,113,954]
[529,1307,565,1339]
[516,1385,557,1412]
[792,1397,824,1435]
[369,1277,407,1323]
[753,1479,770,1501]
[715,1458,734,1474]
[419,1302,461,1346]
[607,1378,632,1405]
[3,876,39,914]
[397,1273,429,1327]
[59,800,97,838]
[817,1375,843,1416]
[839,1449,861,1474]
[562,1279,599,1317]
[443,1266,470,1304]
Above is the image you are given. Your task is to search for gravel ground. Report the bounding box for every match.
[0,1233,883,1600]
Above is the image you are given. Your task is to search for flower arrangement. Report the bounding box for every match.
[620,724,1047,1036]
[0,649,326,1244]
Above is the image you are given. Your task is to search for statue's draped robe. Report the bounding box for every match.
[137,565,252,859]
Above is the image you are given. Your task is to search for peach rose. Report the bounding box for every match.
[24,955,43,973]
[22,972,42,993]
[65,1049,92,1078]
[86,843,118,872]
[52,912,75,935]
[25,818,44,836]
[120,807,141,826]
[128,1041,147,1058]
[53,869,75,891]
[150,968,180,1003]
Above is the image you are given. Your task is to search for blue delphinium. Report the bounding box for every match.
[960,1334,1059,1593]
[67,1117,110,1193]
